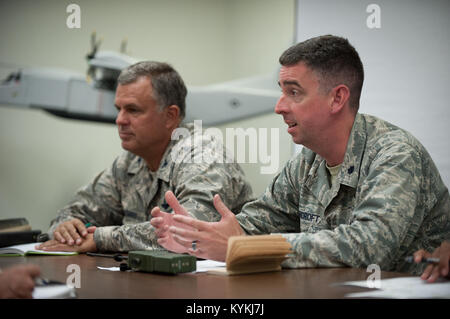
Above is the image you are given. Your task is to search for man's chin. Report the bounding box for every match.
[121,141,134,152]
[290,134,304,146]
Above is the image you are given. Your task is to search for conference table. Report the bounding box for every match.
[0,253,411,299]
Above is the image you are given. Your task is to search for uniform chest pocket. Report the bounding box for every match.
[121,193,148,224]
[298,207,326,234]
[122,210,146,224]
[323,187,356,229]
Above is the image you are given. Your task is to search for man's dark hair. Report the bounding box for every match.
[279,35,364,111]
[118,61,187,119]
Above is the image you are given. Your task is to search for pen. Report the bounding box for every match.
[36,233,49,242]
[404,256,440,264]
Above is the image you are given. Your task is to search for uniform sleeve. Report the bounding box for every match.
[93,141,255,252]
[281,143,424,269]
[170,134,254,221]
[48,160,124,238]
[94,161,254,252]
[173,161,254,221]
[236,157,300,235]
[94,223,160,252]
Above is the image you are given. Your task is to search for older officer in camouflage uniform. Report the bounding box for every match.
[37,61,253,253]
[153,35,450,275]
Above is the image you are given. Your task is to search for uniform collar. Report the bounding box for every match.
[304,113,366,207]
[338,113,367,189]
[305,113,367,192]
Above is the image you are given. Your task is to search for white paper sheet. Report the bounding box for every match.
[97,266,121,271]
[33,285,77,299]
[196,260,226,273]
[339,276,450,299]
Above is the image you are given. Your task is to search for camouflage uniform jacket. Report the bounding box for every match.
[236,113,450,274]
[49,123,254,252]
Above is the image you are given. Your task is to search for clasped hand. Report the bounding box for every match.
[35,218,97,253]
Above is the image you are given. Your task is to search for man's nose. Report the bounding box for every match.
[275,94,288,115]
[115,110,128,126]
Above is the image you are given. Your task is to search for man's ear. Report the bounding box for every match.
[329,85,350,114]
[165,105,181,128]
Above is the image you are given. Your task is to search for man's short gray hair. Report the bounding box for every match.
[117,61,187,119]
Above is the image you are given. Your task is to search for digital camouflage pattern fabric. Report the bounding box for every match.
[49,123,254,252]
[237,113,450,274]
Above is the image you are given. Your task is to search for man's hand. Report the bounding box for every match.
[52,218,91,246]
[0,264,41,299]
[36,233,97,253]
[150,191,195,254]
[414,241,450,283]
[159,193,245,261]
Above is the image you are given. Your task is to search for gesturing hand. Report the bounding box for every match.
[161,193,245,262]
[150,191,195,254]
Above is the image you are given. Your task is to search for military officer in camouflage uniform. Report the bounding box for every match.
[153,35,450,275]
[37,61,254,253]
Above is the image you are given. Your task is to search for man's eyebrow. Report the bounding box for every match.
[114,103,139,109]
[278,80,303,88]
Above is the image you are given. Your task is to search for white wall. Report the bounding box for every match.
[295,0,450,188]
[0,0,295,231]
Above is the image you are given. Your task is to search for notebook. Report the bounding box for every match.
[208,235,292,275]
[0,242,78,256]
